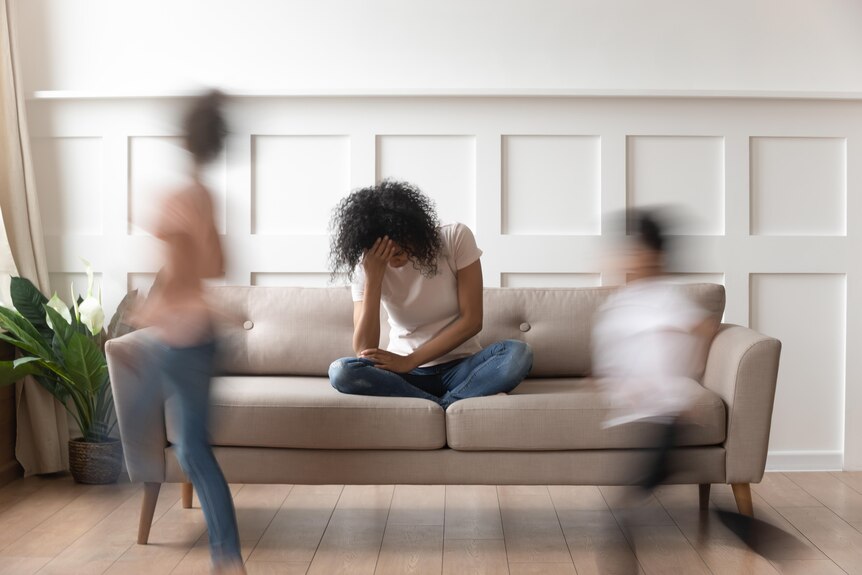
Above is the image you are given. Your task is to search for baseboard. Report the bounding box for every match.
[765,450,843,472]
[0,460,23,486]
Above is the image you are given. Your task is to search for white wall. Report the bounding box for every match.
[12,1,862,472]
[13,0,862,94]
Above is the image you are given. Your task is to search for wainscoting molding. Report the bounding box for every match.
[26,94,862,471]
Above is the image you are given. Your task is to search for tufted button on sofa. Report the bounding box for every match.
[107,284,780,543]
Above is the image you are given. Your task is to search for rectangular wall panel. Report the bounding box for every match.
[128,136,227,235]
[750,137,846,236]
[251,272,345,287]
[127,272,157,295]
[501,273,602,288]
[376,135,476,229]
[502,135,601,235]
[751,274,846,456]
[252,136,350,235]
[31,137,103,236]
[627,136,725,235]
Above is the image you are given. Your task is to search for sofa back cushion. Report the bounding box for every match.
[210,283,725,376]
[481,284,725,377]
[212,286,356,375]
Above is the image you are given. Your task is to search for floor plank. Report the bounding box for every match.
[599,486,676,527]
[305,485,394,575]
[0,475,93,552]
[0,479,138,574]
[623,524,712,575]
[561,523,644,575]
[245,562,309,575]
[248,485,342,565]
[386,484,445,526]
[752,473,822,509]
[171,484,292,574]
[0,473,855,575]
[833,471,862,495]
[549,485,643,574]
[785,471,862,527]
[444,485,504,540]
[105,484,245,575]
[771,559,848,575]
[39,482,183,575]
[497,485,572,564]
[375,525,443,575]
[442,539,509,575]
[777,506,862,574]
[508,563,577,575]
[655,484,825,568]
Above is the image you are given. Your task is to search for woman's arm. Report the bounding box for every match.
[362,258,483,372]
[352,237,395,355]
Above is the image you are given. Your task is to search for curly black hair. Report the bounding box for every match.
[329,180,442,281]
[183,89,227,165]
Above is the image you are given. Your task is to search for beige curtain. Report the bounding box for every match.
[0,0,69,475]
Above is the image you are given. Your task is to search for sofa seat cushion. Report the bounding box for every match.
[445,378,726,451]
[165,376,446,450]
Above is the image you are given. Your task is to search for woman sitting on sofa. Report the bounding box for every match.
[328,179,533,409]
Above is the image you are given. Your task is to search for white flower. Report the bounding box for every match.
[78,296,104,335]
[78,258,103,335]
[45,293,71,330]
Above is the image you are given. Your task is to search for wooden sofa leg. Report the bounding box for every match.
[182,482,193,509]
[138,482,161,544]
[699,484,711,510]
[731,483,753,516]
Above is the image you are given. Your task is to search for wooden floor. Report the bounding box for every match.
[0,473,859,574]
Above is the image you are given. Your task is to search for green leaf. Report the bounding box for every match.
[9,277,52,344]
[0,358,43,386]
[0,307,54,359]
[45,306,74,347]
[63,330,108,395]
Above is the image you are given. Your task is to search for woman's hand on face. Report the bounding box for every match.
[359,348,416,373]
[362,237,395,284]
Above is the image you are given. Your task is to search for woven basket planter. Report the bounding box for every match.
[68,438,123,484]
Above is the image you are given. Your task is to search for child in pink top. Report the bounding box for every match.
[134,90,243,575]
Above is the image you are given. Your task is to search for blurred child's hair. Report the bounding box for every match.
[183,89,226,165]
[629,209,666,254]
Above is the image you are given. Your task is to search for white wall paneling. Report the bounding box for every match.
[31,137,104,236]
[127,272,156,296]
[501,273,602,288]
[128,136,227,235]
[252,135,351,235]
[626,135,725,235]
[752,274,847,470]
[502,135,601,236]
[27,95,862,470]
[376,135,476,229]
[251,273,346,287]
[750,137,847,236]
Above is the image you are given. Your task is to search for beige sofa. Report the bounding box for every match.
[106,284,781,544]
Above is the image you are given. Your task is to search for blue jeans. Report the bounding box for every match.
[328,339,533,409]
[154,340,241,568]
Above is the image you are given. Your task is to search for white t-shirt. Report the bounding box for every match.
[351,223,483,367]
[592,278,710,425]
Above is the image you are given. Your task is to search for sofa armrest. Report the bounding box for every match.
[106,329,166,483]
[702,324,781,484]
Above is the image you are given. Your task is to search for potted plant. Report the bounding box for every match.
[0,261,136,484]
